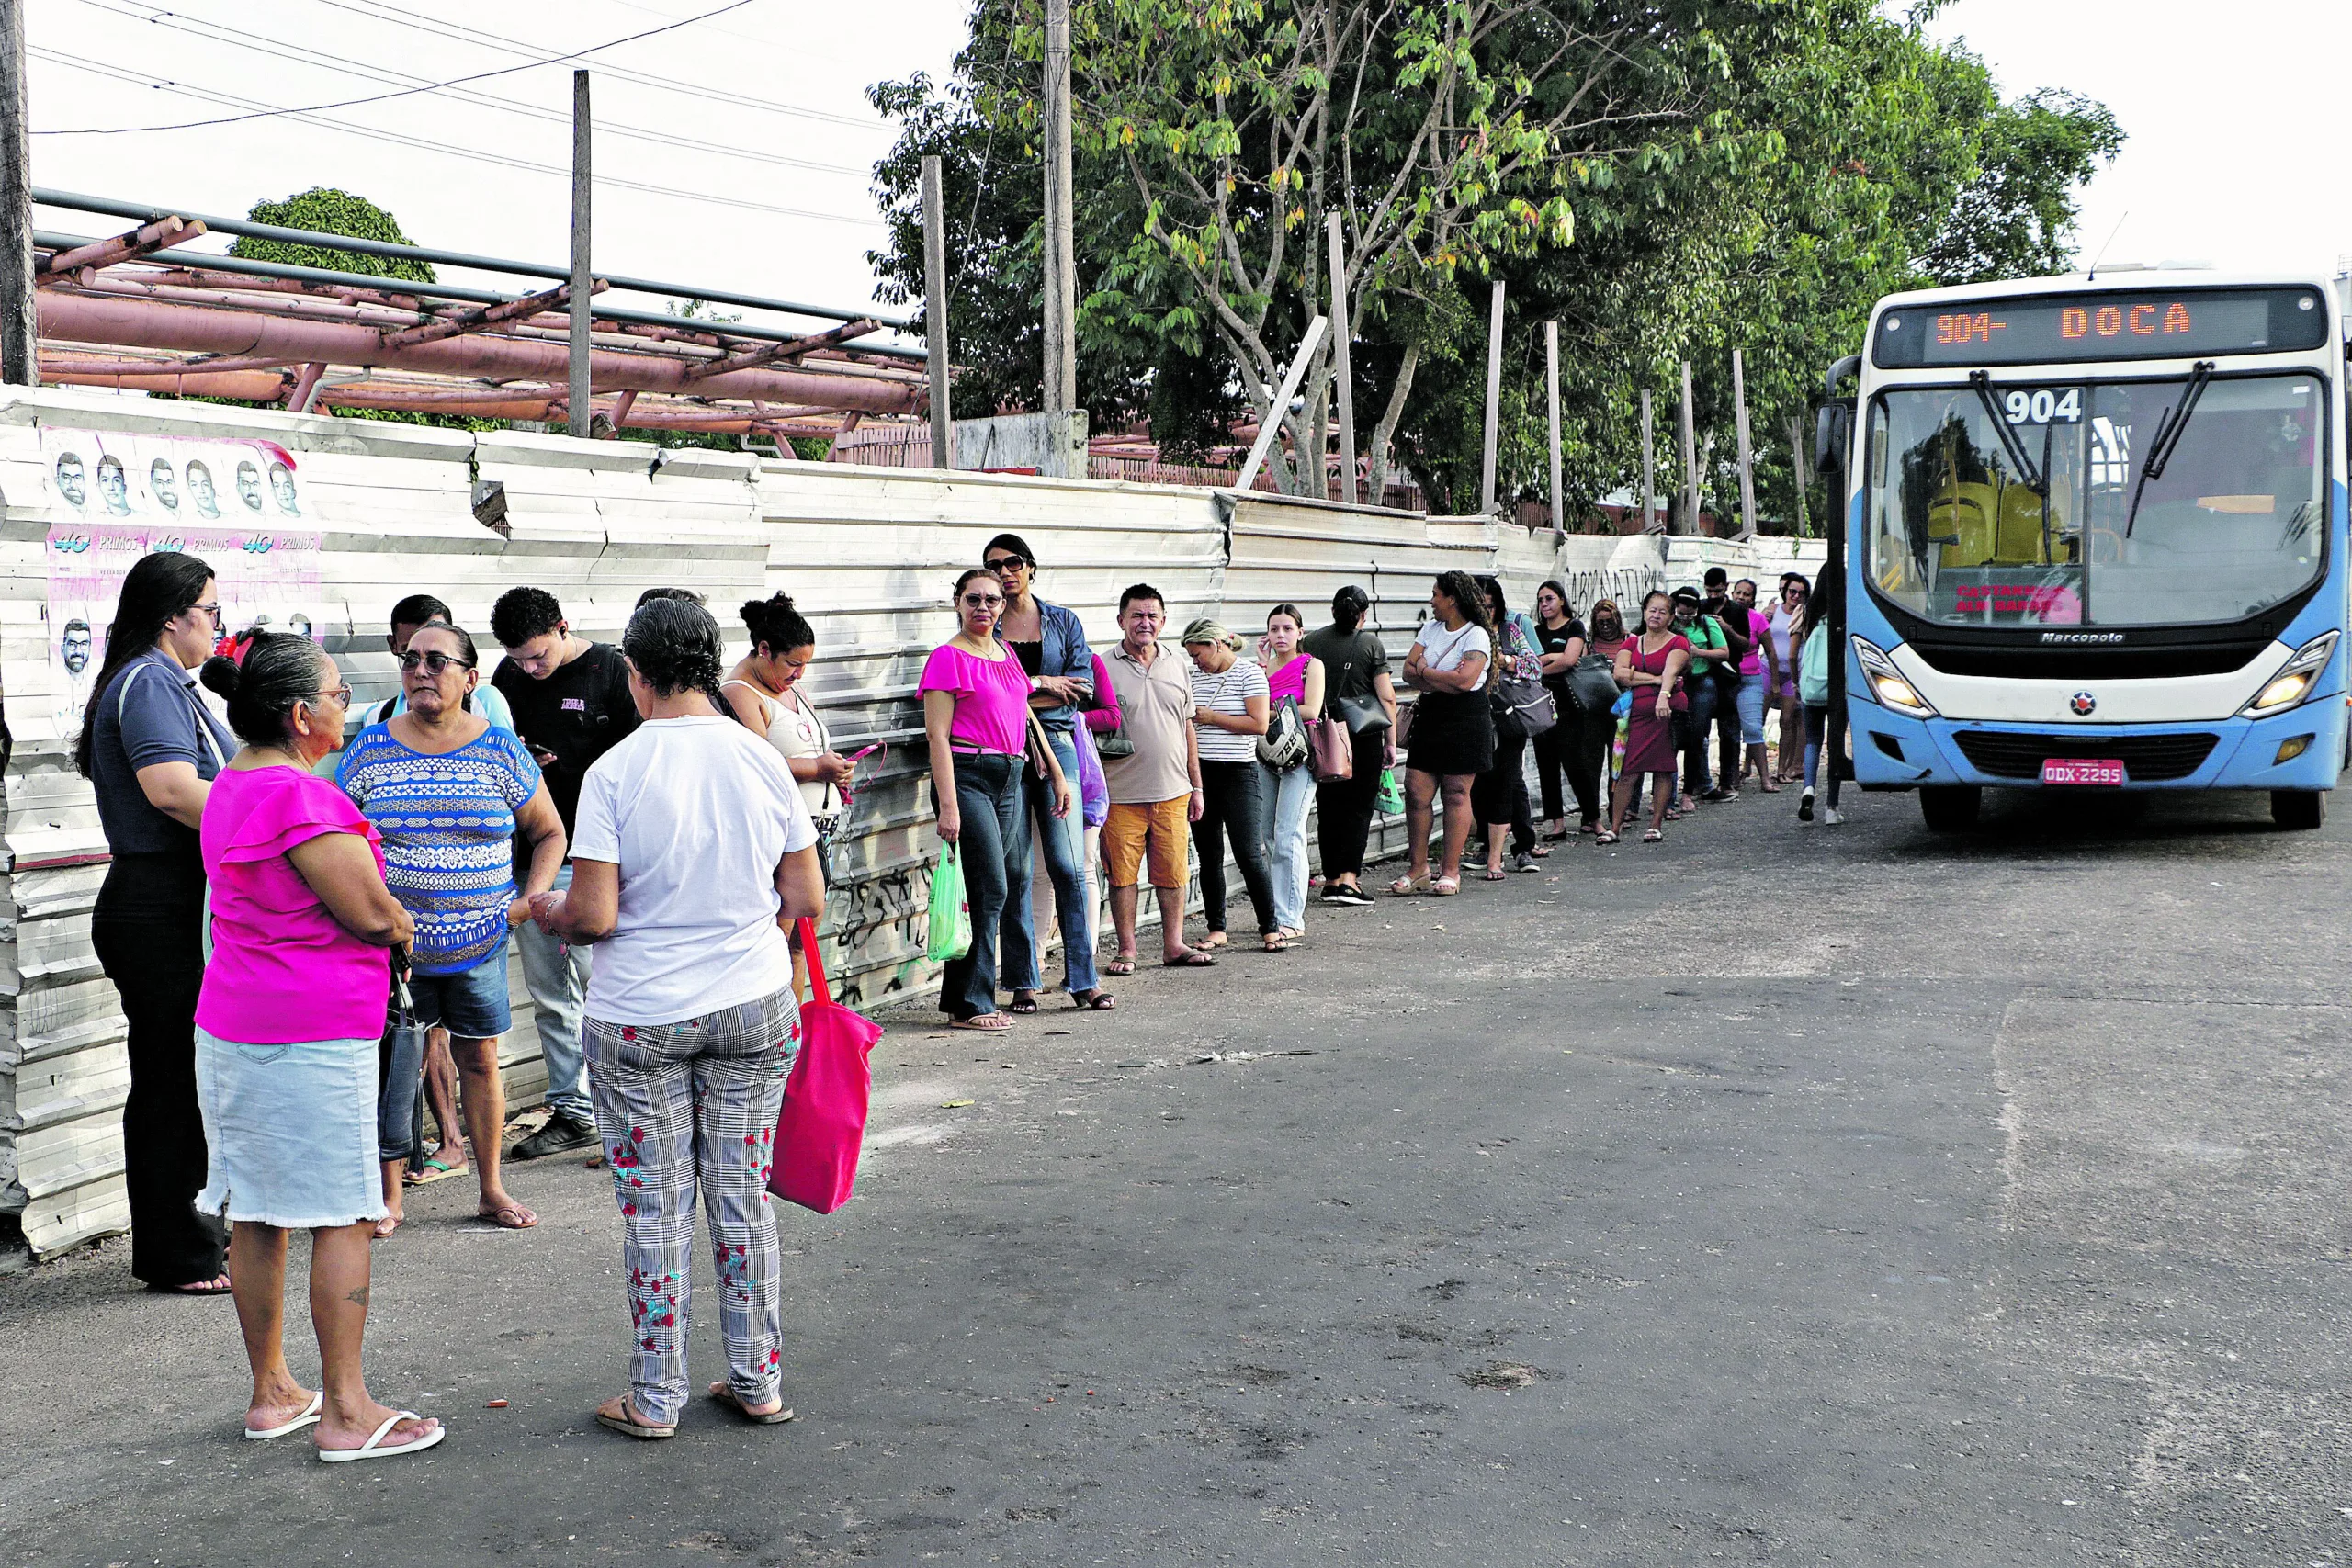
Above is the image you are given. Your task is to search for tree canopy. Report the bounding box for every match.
[870,1,2122,525]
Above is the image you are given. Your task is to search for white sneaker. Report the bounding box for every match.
[1824,805,1845,825]
[1798,788,1815,823]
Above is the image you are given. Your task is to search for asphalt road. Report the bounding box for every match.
[5,782,2349,1567]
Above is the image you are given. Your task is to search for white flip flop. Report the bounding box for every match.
[316,1410,445,1463]
[243,1389,323,1441]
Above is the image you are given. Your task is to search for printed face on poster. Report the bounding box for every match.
[41,429,324,726]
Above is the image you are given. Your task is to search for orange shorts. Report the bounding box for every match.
[1102,796,1191,889]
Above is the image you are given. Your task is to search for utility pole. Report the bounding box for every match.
[1732,347,1758,539]
[1479,278,1505,515]
[1786,413,1814,538]
[1041,0,1077,416]
[568,70,592,438]
[922,154,953,469]
[1326,213,1356,504]
[1678,359,1698,535]
[1640,390,1657,534]
[1544,321,1562,540]
[0,0,37,387]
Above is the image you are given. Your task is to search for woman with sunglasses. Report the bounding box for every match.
[981,534,1111,1011]
[75,551,237,1295]
[922,568,1075,1031]
[337,622,567,1234]
[1768,573,1809,784]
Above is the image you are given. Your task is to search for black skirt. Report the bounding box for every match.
[1406,688,1495,778]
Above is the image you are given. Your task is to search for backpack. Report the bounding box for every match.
[1798,626,1831,706]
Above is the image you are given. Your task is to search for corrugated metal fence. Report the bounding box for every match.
[0,388,1823,1259]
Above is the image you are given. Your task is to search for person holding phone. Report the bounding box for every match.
[489,587,642,1160]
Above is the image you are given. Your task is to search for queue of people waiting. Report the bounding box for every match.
[73,538,1842,1459]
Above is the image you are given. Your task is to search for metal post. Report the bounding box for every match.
[568,70,592,438]
[1732,347,1758,539]
[0,0,36,387]
[1786,413,1813,538]
[1544,321,1563,539]
[1041,0,1076,415]
[1479,277,1505,515]
[1327,213,1356,504]
[1640,389,1656,534]
[1678,359,1698,535]
[921,154,953,469]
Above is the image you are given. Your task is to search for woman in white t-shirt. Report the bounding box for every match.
[1180,618,1285,952]
[1392,570,1495,897]
[721,592,854,825]
[533,597,824,1442]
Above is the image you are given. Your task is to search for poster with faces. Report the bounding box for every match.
[41,429,322,727]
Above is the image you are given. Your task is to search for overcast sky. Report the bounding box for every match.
[25,0,2352,350]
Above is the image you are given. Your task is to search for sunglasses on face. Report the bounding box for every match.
[400,650,474,674]
[961,593,1004,609]
[984,556,1027,572]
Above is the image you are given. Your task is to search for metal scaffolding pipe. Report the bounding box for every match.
[31,186,915,332]
[36,291,927,413]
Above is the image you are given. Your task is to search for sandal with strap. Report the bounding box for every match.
[1430,876,1461,896]
[1388,874,1430,897]
[1593,830,1619,845]
[1070,988,1117,1010]
[1643,827,1664,843]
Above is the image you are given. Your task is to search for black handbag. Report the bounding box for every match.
[1333,694,1390,734]
[1569,653,1620,716]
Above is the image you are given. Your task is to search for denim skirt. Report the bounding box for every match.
[194,1026,385,1229]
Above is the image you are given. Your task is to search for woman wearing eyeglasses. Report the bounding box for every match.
[75,551,237,1295]
[922,568,1075,1031]
[337,622,567,1234]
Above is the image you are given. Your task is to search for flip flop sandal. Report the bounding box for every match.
[476,1201,538,1229]
[404,1156,465,1188]
[245,1390,324,1441]
[1102,957,1137,976]
[1482,868,1508,881]
[319,1410,448,1461]
[152,1274,233,1296]
[1261,935,1292,952]
[594,1400,676,1441]
[1162,950,1218,967]
[371,1214,403,1240]
[1070,989,1117,1010]
[1006,996,1041,1015]
[708,1382,797,1425]
[948,1013,1014,1031]
[1643,828,1665,842]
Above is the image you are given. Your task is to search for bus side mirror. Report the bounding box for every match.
[1814,402,1852,478]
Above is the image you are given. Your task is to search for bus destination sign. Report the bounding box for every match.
[1872,287,2328,368]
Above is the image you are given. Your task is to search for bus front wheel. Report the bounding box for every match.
[2271,790,2325,830]
[1919,785,1981,832]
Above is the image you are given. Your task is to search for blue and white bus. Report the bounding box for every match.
[1819,270,2346,829]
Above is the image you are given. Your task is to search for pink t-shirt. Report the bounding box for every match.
[1737,608,1770,677]
[919,641,1033,755]
[196,766,392,1045]
[1267,654,1310,706]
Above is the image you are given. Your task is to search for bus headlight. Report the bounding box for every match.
[1852,636,1938,718]
[2242,631,2338,716]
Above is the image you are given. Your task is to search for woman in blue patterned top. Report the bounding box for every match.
[338,622,567,1235]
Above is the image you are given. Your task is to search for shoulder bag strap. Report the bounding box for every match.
[795,916,832,1009]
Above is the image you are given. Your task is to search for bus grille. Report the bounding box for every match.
[1951,730,2220,783]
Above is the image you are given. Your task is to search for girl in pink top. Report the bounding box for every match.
[188,631,444,1464]
[1260,604,1327,937]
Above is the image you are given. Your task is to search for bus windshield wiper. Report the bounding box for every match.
[2122,360,2215,538]
[1970,370,2046,494]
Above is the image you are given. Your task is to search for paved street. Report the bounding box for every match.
[5,785,2349,1567]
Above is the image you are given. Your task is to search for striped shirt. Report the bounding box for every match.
[1190,657,1269,763]
[336,723,541,976]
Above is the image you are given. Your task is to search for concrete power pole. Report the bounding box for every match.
[922,154,953,469]
[1041,0,1077,416]
[1678,359,1699,535]
[0,0,38,387]
[1326,213,1355,504]
[1479,278,1505,515]
[1640,390,1657,534]
[568,70,592,437]
[1732,347,1758,539]
[1544,321,1562,540]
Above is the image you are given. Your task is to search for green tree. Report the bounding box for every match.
[229,187,435,282]
[1918,87,2124,286]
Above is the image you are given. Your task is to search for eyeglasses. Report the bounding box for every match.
[191,602,221,623]
[400,650,475,675]
[983,555,1027,573]
[960,593,1005,609]
[308,685,352,708]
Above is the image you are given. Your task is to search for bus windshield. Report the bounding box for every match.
[1865,371,2325,627]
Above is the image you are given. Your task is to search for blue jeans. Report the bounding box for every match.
[1004,729,1099,995]
[1680,675,1718,797]
[1736,671,1767,743]
[1261,761,1315,931]
[514,863,594,1122]
[942,752,1030,1018]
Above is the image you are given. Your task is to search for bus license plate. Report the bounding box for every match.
[2041,758,2124,786]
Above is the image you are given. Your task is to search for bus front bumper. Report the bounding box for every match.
[1847,699,2348,792]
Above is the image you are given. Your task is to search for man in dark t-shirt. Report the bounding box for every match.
[491,586,641,1158]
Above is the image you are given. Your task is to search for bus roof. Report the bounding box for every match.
[1875,270,2333,309]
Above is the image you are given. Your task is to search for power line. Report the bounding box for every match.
[36,0,762,135]
[66,0,869,178]
[305,0,885,131]
[28,51,884,228]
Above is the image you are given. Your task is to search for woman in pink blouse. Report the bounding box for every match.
[192,631,441,1462]
[921,568,1074,1030]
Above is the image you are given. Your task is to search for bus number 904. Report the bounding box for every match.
[2004,388,2082,426]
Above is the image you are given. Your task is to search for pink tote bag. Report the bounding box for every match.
[768,918,883,1214]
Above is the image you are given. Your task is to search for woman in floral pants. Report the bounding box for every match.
[535,598,825,1437]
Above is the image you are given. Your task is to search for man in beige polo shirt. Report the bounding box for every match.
[1099,584,1214,972]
